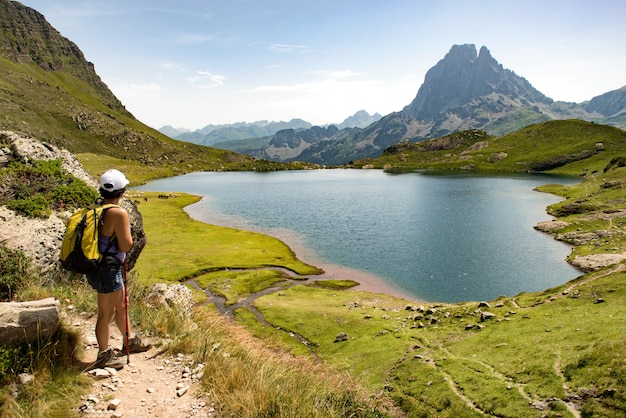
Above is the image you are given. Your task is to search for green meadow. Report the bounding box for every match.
[129,157,625,416]
[3,120,623,417]
[70,123,626,416]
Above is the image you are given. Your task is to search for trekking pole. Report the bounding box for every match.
[123,259,131,364]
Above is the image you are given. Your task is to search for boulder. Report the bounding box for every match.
[0,298,60,345]
[487,152,508,163]
[120,198,146,272]
[146,283,193,313]
[480,311,497,322]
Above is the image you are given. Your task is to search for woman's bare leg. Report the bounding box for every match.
[95,290,123,352]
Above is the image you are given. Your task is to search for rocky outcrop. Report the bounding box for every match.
[534,220,571,233]
[1,130,96,187]
[146,283,194,313]
[571,253,626,272]
[0,131,146,271]
[583,86,626,117]
[535,213,626,272]
[0,206,67,270]
[261,125,340,161]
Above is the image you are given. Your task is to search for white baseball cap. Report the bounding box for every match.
[100,169,129,192]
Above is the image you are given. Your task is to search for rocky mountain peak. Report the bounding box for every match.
[337,110,383,129]
[584,86,626,117]
[402,44,550,121]
[0,0,126,113]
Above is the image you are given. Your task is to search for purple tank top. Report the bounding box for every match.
[99,235,126,262]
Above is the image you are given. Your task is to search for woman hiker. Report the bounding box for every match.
[87,169,151,369]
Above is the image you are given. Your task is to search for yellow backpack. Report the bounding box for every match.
[59,203,118,274]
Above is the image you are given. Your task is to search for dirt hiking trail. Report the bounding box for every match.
[71,312,216,417]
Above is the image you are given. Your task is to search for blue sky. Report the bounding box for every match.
[20,0,626,130]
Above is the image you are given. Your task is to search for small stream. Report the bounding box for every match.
[184,269,320,357]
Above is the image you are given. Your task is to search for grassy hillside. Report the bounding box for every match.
[353,119,626,177]
[251,271,624,417]
[0,0,318,178]
[0,56,318,179]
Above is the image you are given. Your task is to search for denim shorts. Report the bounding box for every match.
[86,268,124,293]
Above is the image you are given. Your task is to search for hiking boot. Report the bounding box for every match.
[93,348,125,370]
[122,336,152,354]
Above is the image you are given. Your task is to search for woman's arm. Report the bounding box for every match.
[110,208,133,252]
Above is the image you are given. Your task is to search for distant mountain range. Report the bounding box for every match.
[165,44,626,166]
[159,110,383,146]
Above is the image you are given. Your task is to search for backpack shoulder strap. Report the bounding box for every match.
[94,203,121,253]
[92,203,120,211]
[93,203,121,218]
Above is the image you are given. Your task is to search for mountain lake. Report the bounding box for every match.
[137,169,581,302]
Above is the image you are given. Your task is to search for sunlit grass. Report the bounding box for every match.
[252,266,626,416]
[131,191,322,286]
[188,309,395,417]
[195,269,293,305]
[77,153,177,186]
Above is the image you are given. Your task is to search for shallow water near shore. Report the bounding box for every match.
[137,169,580,302]
[184,199,415,300]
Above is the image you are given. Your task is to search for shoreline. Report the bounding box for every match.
[184,198,422,302]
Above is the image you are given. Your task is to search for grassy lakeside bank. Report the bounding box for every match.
[131,191,321,287]
[127,166,625,417]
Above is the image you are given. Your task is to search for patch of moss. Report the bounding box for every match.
[306,279,359,290]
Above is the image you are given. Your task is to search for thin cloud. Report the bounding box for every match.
[171,32,217,46]
[269,44,311,53]
[160,62,181,70]
[187,70,226,88]
[311,69,361,79]
[247,70,379,94]
[250,81,318,94]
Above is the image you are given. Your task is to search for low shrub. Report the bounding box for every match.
[549,203,600,216]
[0,344,30,385]
[0,159,98,218]
[0,246,30,301]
